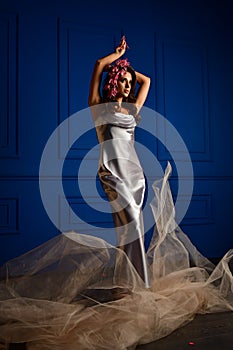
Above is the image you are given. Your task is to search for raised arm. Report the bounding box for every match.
[135,71,151,111]
[88,40,127,106]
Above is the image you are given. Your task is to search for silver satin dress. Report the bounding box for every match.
[95,111,150,288]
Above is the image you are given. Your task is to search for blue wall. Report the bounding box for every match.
[0,0,233,264]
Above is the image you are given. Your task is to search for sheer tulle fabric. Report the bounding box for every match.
[0,163,232,350]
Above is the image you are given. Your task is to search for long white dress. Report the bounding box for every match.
[95,111,149,287]
[0,109,232,350]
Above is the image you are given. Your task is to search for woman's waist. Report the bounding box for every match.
[96,124,135,142]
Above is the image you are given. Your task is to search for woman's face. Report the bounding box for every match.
[116,72,132,98]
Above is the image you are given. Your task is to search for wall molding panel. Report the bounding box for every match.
[156,36,211,162]
[0,197,19,235]
[59,195,115,244]
[176,194,214,226]
[0,13,18,158]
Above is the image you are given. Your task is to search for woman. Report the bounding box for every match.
[88,36,151,288]
[0,37,232,350]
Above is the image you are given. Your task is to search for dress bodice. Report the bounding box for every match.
[95,112,137,144]
[95,112,137,129]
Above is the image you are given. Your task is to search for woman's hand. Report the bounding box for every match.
[115,37,128,56]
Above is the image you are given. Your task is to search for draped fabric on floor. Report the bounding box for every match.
[0,163,232,350]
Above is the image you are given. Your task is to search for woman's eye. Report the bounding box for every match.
[120,78,131,85]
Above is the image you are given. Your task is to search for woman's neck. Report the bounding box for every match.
[115,99,129,115]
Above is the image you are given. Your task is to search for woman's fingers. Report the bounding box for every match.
[119,36,130,50]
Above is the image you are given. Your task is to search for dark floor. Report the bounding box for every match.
[137,311,233,350]
[7,312,233,350]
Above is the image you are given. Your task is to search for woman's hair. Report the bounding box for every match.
[102,60,138,116]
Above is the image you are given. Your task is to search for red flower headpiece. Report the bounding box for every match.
[104,58,130,98]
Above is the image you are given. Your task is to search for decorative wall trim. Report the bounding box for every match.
[155,35,211,162]
[58,195,113,233]
[0,197,19,235]
[176,194,214,225]
[0,13,18,158]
